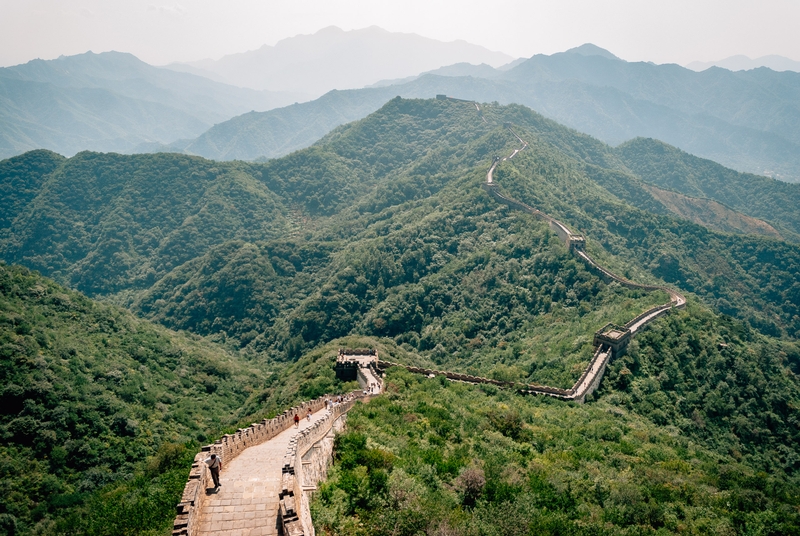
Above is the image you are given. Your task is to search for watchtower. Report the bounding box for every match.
[335,348,378,381]
[593,323,631,356]
[569,234,586,251]
[436,94,447,100]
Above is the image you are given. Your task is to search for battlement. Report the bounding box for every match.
[593,323,632,355]
[335,349,381,390]
[569,234,586,251]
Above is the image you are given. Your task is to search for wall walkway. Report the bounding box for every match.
[172,392,373,536]
[193,406,330,536]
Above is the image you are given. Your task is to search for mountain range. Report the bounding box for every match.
[3,98,799,343]
[170,43,800,182]
[2,97,799,533]
[0,51,302,159]
[5,36,800,183]
[687,54,800,72]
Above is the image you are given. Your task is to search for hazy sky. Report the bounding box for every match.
[1,0,798,68]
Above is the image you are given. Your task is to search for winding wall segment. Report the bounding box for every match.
[376,99,687,404]
[481,108,685,401]
[169,97,691,536]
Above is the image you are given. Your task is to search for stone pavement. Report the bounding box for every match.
[195,407,329,536]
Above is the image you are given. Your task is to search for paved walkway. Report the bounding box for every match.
[196,407,329,536]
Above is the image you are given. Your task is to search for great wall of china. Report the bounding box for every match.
[171,97,687,535]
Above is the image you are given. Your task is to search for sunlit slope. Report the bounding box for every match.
[126,99,800,372]
[0,152,292,294]
[617,137,800,238]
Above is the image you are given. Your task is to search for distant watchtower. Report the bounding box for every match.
[568,234,586,251]
[436,94,448,100]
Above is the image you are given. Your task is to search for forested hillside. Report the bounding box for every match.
[314,364,800,535]
[1,97,800,534]
[0,151,292,294]
[0,263,271,534]
[3,98,800,344]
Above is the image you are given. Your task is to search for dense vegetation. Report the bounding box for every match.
[313,364,800,535]
[0,151,291,294]
[492,125,800,338]
[1,98,799,534]
[0,263,274,534]
[617,138,800,239]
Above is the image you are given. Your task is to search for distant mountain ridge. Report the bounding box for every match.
[0,51,303,159]
[169,26,516,97]
[687,54,800,72]
[173,45,800,182]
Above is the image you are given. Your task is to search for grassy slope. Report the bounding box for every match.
[616,137,800,238]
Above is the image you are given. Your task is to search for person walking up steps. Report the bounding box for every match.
[294,413,300,428]
[204,454,222,489]
[306,409,312,421]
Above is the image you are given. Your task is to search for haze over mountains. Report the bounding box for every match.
[171,43,800,182]
[168,26,516,97]
[0,51,302,159]
[687,54,800,72]
[3,4,800,533]
[0,27,515,160]
[4,28,800,182]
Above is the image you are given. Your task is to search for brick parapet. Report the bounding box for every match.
[280,391,375,536]
[171,396,329,536]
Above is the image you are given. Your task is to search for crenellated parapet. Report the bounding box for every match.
[280,391,377,536]
[172,396,329,536]
[336,348,383,393]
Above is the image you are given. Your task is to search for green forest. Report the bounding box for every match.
[1,97,799,534]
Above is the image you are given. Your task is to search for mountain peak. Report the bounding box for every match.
[563,43,621,61]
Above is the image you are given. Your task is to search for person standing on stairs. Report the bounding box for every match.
[294,413,300,427]
[204,454,222,489]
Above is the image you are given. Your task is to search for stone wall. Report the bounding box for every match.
[172,396,328,536]
[280,392,373,536]
[413,156,690,403]
[569,346,612,403]
[376,360,573,398]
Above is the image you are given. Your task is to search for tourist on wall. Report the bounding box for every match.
[204,454,222,489]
